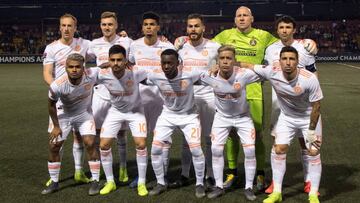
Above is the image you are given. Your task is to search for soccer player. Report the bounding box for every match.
[147,49,206,198]
[201,45,259,200]
[42,13,91,185]
[87,11,132,185]
[97,45,149,196]
[128,11,175,186]
[42,53,101,195]
[170,13,220,189]
[250,46,322,203]
[264,15,319,195]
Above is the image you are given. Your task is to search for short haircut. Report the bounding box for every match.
[143,11,160,24]
[217,45,236,56]
[101,11,117,22]
[60,13,77,26]
[66,53,84,64]
[280,46,298,59]
[109,45,126,57]
[161,49,179,59]
[275,15,296,29]
[187,13,204,24]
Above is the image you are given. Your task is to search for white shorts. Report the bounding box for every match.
[100,106,147,139]
[270,87,281,136]
[153,111,201,146]
[274,113,322,148]
[195,93,215,137]
[140,84,163,132]
[211,112,256,145]
[49,111,96,142]
[48,100,66,133]
[92,85,111,129]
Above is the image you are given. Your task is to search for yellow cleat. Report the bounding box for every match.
[74,170,90,184]
[137,183,148,196]
[223,174,238,189]
[119,167,129,183]
[263,192,282,203]
[45,179,52,187]
[309,194,320,203]
[100,181,116,195]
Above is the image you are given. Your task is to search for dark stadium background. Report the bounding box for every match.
[0,1,359,202]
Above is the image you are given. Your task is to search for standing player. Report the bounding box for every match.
[171,13,220,188]
[42,54,101,195]
[250,46,322,203]
[201,45,259,200]
[87,11,132,184]
[147,49,206,198]
[97,45,149,196]
[42,13,91,185]
[264,15,319,195]
[128,11,175,185]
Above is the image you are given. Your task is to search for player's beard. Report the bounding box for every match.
[189,32,202,41]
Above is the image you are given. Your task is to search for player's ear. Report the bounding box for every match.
[251,16,254,23]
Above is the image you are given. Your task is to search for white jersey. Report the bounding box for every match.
[146,67,200,114]
[253,65,323,118]
[201,67,259,117]
[97,67,147,113]
[265,39,316,70]
[129,37,175,71]
[43,38,90,80]
[49,68,100,116]
[88,35,132,66]
[178,39,220,96]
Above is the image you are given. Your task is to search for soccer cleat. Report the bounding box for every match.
[129,176,138,188]
[74,170,90,184]
[195,185,206,198]
[205,177,215,191]
[308,194,320,203]
[119,167,129,183]
[149,183,167,196]
[100,181,116,195]
[137,183,148,196]
[41,181,59,195]
[223,174,238,189]
[256,175,265,192]
[265,181,274,194]
[304,181,320,196]
[244,188,257,201]
[169,175,190,189]
[263,192,282,203]
[88,180,101,196]
[207,186,225,199]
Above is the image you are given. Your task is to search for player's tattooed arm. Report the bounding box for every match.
[309,100,321,130]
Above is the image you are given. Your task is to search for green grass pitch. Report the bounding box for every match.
[0,63,359,202]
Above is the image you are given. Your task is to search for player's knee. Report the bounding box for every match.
[49,142,62,153]
[100,142,111,150]
[274,144,288,154]
[308,148,320,156]
[211,145,224,158]
[190,146,204,157]
[83,135,95,147]
[151,141,163,156]
[243,145,255,159]
[135,142,146,150]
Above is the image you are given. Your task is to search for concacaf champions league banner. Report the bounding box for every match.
[1,54,360,63]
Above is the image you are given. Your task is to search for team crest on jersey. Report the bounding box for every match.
[179,80,188,90]
[84,84,92,90]
[249,38,257,46]
[137,51,142,55]
[233,82,241,90]
[74,45,81,52]
[201,50,208,56]
[126,79,134,88]
[293,83,302,94]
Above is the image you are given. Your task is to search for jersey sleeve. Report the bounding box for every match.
[48,83,59,101]
[128,44,136,64]
[42,45,55,65]
[264,31,279,47]
[308,76,323,102]
[253,65,272,80]
[243,68,261,84]
[134,68,148,83]
[145,72,155,85]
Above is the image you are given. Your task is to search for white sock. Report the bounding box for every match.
[271,147,286,193]
[117,132,127,169]
[162,141,171,175]
[136,148,148,184]
[308,154,322,195]
[100,148,114,182]
[243,144,256,189]
[211,145,224,188]
[151,141,165,185]
[73,142,84,172]
[190,145,205,186]
[301,149,310,182]
[88,160,101,182]
[48,162,61,182]
[181,139,191,178]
